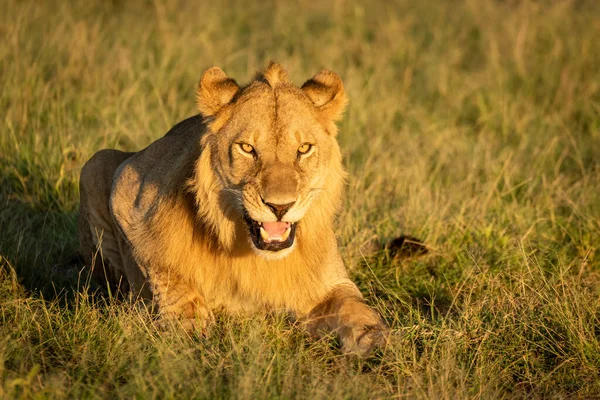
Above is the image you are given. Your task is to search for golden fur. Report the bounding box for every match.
[78,62,387,355]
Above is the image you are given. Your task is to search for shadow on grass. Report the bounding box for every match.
[353,235,457,324]
[0,182,94,303]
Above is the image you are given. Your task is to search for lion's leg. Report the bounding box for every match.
[80,150,212,330]
[305,284,389,356]
[78,149,137,295]
[146,268,214,331]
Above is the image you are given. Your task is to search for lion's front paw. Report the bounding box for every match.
[157,296,215,334]
[178,312,214,333]
[157,309,215,334]
[339,322,389,357]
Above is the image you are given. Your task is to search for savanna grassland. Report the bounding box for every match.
[1,0,600,398]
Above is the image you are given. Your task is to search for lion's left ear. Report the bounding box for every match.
[301,70,348,134]
[196,67,240,117]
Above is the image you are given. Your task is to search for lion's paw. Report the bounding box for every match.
[340,322,389,357]
[157,300,215,335]
[178,314,214,333]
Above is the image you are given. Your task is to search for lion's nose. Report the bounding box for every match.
[264,201,295,221]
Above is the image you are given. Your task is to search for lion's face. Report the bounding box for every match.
[195,63,347,258]
[217,88,335,255]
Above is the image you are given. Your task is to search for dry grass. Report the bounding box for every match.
[1,0,599,397]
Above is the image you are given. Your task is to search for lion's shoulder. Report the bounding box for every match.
[109,117,207,260]
[164,114,206,138]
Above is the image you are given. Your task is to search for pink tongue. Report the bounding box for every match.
[262,221,290,236]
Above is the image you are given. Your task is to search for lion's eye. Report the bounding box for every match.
[297,143,312,155]
[240,143,255,154]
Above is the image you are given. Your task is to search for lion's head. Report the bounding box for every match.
[191,62,348,259]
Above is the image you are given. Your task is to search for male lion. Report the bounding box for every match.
[78,62,388,356]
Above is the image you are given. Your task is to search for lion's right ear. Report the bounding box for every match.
[196,67,240,117]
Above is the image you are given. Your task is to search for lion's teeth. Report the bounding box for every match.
[259,225,292,243]
[260,227,271,242]
[281,227,291,241]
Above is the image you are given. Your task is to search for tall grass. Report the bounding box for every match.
[1,0,599,397]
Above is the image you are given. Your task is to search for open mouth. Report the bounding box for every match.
[243,214,297,251]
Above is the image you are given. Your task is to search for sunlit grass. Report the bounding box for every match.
[1,0,599,397]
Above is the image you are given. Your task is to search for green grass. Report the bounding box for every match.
[1,0,600,397]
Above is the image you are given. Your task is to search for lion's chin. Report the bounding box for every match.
[243,214,298,254]
[252,244,296,261]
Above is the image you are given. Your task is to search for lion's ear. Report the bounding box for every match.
[301,70,348,132]
[196,67,240,117]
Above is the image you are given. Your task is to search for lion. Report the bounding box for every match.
[78,62,388,356]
